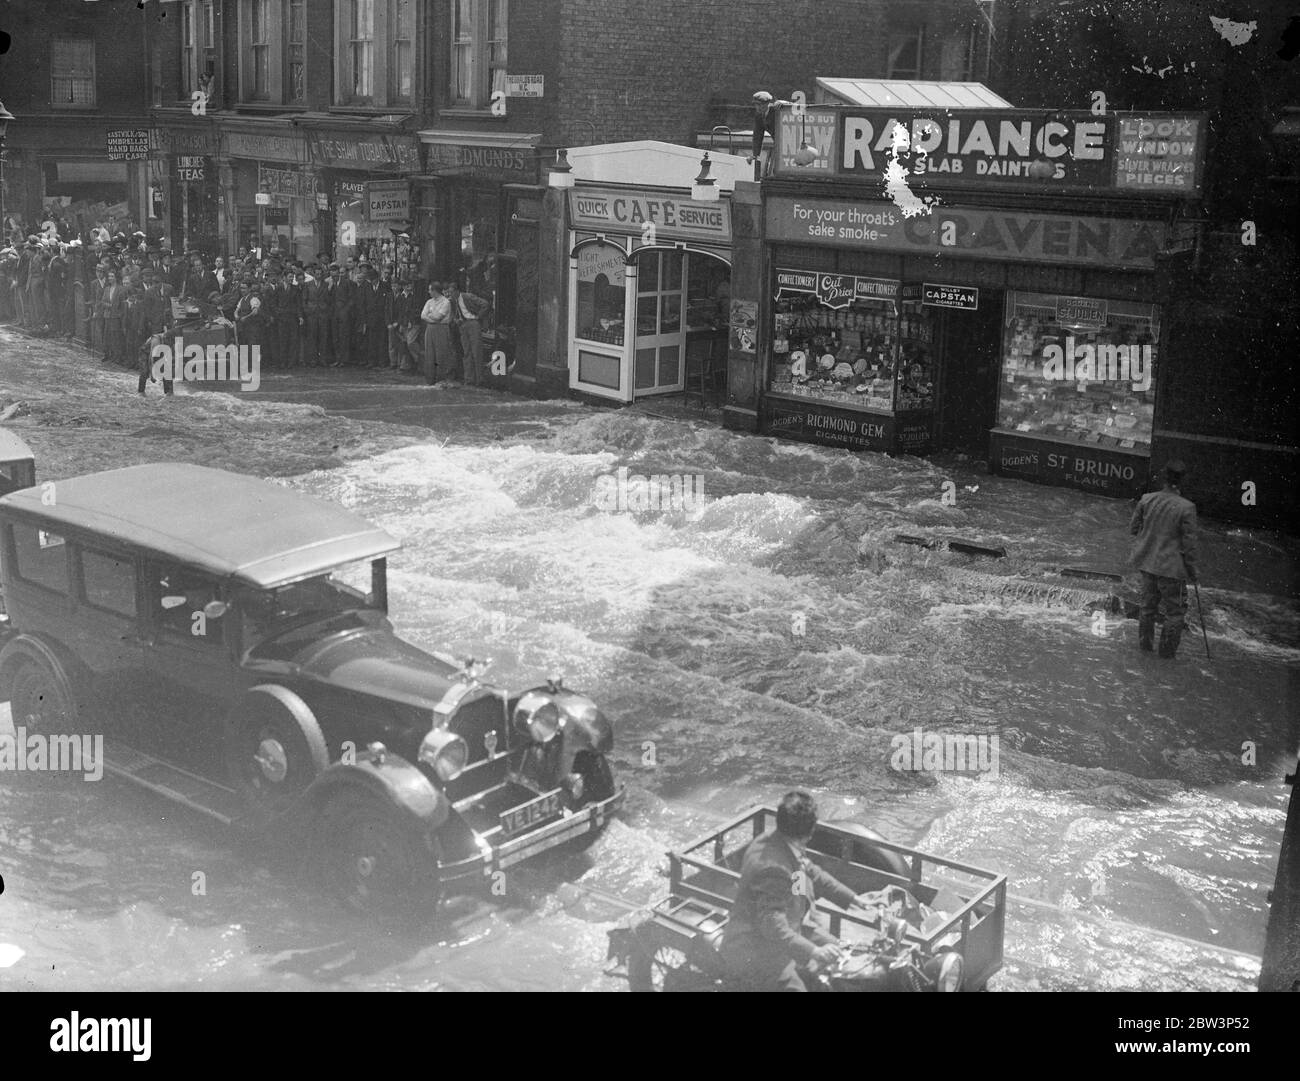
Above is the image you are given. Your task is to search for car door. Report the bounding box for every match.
[65,539,149,738]
[136,559,242,772]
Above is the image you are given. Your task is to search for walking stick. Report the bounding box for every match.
[1191,578,1211,660]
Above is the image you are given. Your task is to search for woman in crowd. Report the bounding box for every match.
[99,268,126,365]
[420,280,453,385]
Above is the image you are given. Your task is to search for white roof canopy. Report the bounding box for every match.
[814,79,1013,109]
[566,140,751,191]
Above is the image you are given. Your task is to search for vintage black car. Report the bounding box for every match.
[0,463,623,914]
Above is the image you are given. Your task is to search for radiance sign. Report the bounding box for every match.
[767,196,1169,270]
[568,187,731,243]
[775,268,899,308]
[773,106,1205,198]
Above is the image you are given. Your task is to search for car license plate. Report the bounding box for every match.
[500,791,562,837]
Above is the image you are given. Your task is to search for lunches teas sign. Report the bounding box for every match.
[568,187,731,244]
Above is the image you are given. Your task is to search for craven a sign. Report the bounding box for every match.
[767,196,1169,270]
[568,187,732,243]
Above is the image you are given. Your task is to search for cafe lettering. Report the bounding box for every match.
[568,187,731,243]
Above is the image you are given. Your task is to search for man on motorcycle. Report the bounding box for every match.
[720,791,901,991]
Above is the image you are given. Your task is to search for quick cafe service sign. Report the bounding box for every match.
[568,187,731,244]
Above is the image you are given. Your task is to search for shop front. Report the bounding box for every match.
[557,143,750,404]
[157,126,220,254]
[308,130,421,273]
[221,126,310,259]
[748,102,1206,497]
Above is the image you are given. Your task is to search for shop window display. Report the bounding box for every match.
[769,271,934,414]
[575,240,627,345]
[998,291,1158,451]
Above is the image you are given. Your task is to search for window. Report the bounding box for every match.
[249,0,271,99]
[887,25,925,80]
[8,524,69,593]
[939,24,979,82]
[390,0,414,102]
[288,0,306,102]
[181,4,195,96]
[51,37,95,107]
[239,0,310,106]
[181,1,218,100]
[998,292,1158,451]
[349,0,375,100]
[153,565,225,645]
[79,549,137,617]
[450,0,507,110]
[335,0,417,108]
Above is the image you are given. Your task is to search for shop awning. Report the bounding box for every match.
[56,162,129,184]
[814,79,1013,109]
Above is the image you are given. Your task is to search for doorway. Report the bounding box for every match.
[631,248,731,400]
[634,249,684,395]
[936,294,1003,453]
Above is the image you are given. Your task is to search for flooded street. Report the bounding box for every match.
[1,340,1296,991]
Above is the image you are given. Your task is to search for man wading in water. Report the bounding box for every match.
[1129,459,1199,659]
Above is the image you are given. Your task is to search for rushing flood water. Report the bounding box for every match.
[2,403,1295,990]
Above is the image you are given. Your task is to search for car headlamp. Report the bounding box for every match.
[934,951,964,993]
[418,727,469,782]
[513,690,562,744]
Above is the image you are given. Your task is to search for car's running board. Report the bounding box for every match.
[102,739,245,827]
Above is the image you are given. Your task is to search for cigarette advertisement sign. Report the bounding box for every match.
[767,196,1169,270]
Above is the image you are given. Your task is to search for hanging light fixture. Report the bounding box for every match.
[692,152,718,202]
[548,148,575,189]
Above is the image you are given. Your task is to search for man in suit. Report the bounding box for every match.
[299,263,326,367]
[327,264,357,367]
[360,267,388,369]
[1130,459,1199,658]
[720,791,891,991]
[136,270,174,395]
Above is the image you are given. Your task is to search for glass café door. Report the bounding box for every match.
[634,250,685,396]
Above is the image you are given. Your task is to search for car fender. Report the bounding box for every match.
[556,690,613,773]
[296,746,451,841]
[0,633,84,707]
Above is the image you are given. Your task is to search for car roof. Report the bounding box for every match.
[0,428,35,464]
[0,464,400,589]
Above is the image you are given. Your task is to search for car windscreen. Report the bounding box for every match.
[239,565,378,655]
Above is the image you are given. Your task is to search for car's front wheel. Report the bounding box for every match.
[7,651,78,736]
[224,685,329,825]
[312,788,442,920]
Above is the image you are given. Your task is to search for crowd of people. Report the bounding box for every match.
[0,222,495,392]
